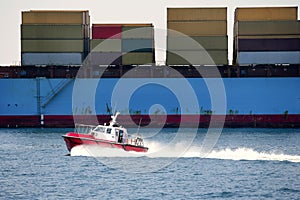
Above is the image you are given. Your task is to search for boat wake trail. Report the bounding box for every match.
[70,142,300,163]
[205,148,300,163]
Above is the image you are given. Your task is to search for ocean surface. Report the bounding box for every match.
[1,128,300,199]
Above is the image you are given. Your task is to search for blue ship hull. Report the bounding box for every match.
[0,78,299,128]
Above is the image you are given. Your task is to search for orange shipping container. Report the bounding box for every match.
[22,10,90,24]
[167,8,227,21]
[235,7,297,21]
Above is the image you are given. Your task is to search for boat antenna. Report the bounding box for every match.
[112,102,117,115]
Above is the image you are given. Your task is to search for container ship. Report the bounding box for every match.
[0,7,299,128]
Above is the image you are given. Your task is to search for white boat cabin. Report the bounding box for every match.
[91,125,128,144]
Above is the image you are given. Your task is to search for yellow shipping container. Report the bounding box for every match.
[235,7,297,21]
[167,8,227,21]
[22,10,89,24]
[168,21,227,36]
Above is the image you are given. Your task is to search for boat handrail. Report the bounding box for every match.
[129,134,144,147]
[75,123,97,128]
[74,123,97,134]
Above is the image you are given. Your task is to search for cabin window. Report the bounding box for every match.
[94,127,105,133]
[106,128,112,134]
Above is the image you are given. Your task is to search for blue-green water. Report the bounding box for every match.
[1,128,300,199]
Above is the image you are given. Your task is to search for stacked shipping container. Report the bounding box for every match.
[90,24,122,65]
[234,7,300,65]
[122,24,154,65]
[166,8,228,65]
[18,8,300,67]
[21,10,90,66]
[90,24,154,65]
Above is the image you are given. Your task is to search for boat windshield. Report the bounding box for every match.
[93,126,105,133]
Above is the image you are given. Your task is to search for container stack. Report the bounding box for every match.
[166,8,228,65]
[234,7,300,65]
[21,10,90,66]
[90,24,122,65]
[90,24,154,65]
[122,24,154,65]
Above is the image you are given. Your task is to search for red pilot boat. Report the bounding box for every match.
[62,112,148,153]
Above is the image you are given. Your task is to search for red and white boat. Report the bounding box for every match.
[62,112,148,153]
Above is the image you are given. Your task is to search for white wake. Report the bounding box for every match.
[205,148,300,163]
[70,141,300,163]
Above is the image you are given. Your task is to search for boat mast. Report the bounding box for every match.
[110,112,120,126]
[137,118,142,135]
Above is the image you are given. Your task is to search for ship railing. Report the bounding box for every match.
[74,123,97,134]
[129,134,144,147]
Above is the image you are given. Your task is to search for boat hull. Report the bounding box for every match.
[62,132,148,153]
